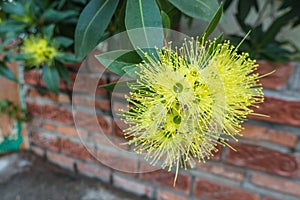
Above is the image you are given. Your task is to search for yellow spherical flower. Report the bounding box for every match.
[21,35,57,68]
[121,38,264,183]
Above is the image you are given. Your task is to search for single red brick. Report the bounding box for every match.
[57,125,78,137]
[241,124,297,147]
[47,151,74,170]
[30,131,60,151]
[157,189,190,200]
[61,139,95,161]
[226,143,300,178]
[194,178,259,200]
[251,96,300,127]
[113,174,154,198]
[256,61,294,90]
[74,112,112,134]
[196,162,245,182]
[251,173,300,197]
[76,161,111,183]
[27,103,74,125]
[42,123,56,132]
[95,149,138,175]
[140,167,191,194]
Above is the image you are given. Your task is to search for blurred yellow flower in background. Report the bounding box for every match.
[21,35,57,68]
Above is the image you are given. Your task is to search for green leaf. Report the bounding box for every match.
[41,9,78,23]
[42,65,60,94]
[54,62,71,83]
[99,80,133,93]
[201,4,223,40]
[95,50,142,76]
[260,13,291,47]
[169,0,219,22]
[0,63,18,82]
[2,2,25,16]
[54,36,73,48]
[56,52,81,63]
[125,0,163,57]
[75,0,119,59]
[207,32,223,56]
[161,11,171,29]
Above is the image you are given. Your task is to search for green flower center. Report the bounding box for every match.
[173,115,181,124]
[173,82,183,93]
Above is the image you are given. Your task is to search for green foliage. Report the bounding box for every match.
[0,0,84,92]
[75,0,220,59]
[168,0,219,22]
[1,0,223,93]
[74,0,119,59]
[95,50,141,77]
[224,0,300,63]
[125,0,163,59]
[0,99,27,122]
[98,3,224,91]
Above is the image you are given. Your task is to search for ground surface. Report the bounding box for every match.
[0,151,146,200]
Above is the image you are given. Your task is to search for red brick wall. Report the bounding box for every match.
[24,54,300,200]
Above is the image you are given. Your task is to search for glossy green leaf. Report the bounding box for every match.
[125,0,163,57]
[42,65,60,94]
[95,50,142,76]
[169,0,219,22]
[201,4,223,40]
[75,0,119,59]
[0,63,18,82]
